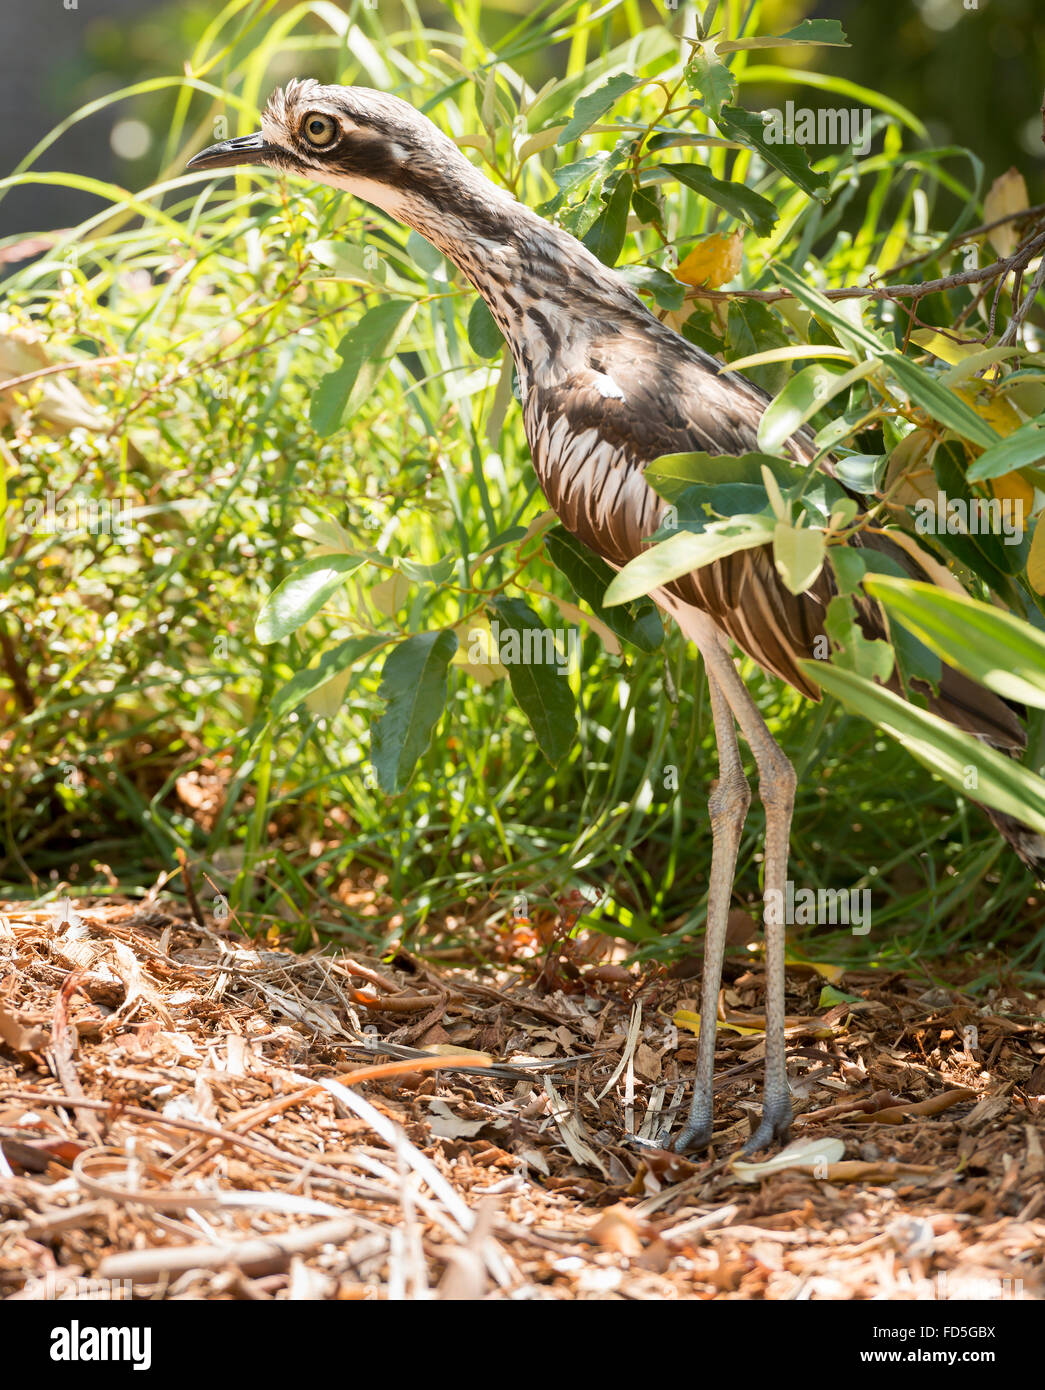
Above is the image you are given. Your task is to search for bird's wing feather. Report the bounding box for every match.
[528,334,831,698]
[528,329,1027,748]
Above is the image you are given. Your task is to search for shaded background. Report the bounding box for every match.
[2,0,1044,241]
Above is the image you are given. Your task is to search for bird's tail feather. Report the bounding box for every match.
[979,805,1045,885]
[910,673,1045,884]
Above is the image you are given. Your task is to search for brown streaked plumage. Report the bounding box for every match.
[188,81,1044,1156]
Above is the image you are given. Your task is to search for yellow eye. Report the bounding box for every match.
[302,112,337,148]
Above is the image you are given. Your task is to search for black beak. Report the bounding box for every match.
[187,131,275,171]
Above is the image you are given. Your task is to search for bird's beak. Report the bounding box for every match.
[187,131,275,171]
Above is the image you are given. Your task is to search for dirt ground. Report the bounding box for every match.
[1,896,1042,1301]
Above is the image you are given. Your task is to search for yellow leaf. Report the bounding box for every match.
[1028,519,1045,594]
[0,315,109,433]
[369,571,410,616]
[672,1008,763,1038]
[785,949,845,984]
[910,330,977,367]
[955,386,1022,436]
[450,619,507,685]
[305,667,352,718]
[984,167,1029,259]
[990,470,1035,516]
[675,230,743,289]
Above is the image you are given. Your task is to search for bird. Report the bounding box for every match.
[187,81,1044,1155]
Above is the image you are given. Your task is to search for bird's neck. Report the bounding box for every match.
[326,160,649,385]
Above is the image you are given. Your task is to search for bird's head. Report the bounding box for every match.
[186,78,622,349]
[187,79,477,217]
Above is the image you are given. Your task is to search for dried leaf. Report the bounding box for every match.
[675,230,744,289]
[847,1087,977,1125]
[984,167,1029,258]
[732,1136,846,1181]
[0,1002,50,1053]
[590,1204,648,1255]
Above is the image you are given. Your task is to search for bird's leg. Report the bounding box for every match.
[673,669,750,1153]
[698,637,797,1156]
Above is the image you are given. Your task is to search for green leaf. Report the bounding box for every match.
[773,520,825,595]
[467,297,504,359]
[582,173,633,266]
[714,106,830,200]
[883,355,1000,450]
[270,635,389,722]
[487,596,577,765]
[823,594,894,682]
[407,229,444,274]
[629,183,664,228]
[931,440,1025,588]
[850,550,941,689]
[684,47,736,115]
[832,453,884,493]
[558,146,632,237]
[771,263,887,357]
[617,264,685,311]
[800,659,1045,837]
[256,554,367,645]
[558,74,639,145]
[399,555,456,585]
[371,630,458,793]
[645,450,807,502]
[544,526,663,652]
[716,20,849,52]
[308,240,388,286]
[604,516,774,606]
[828,546,867,597]
[552,154,612,193]
[864,575,1045,710]
[777,18,849,44]
[661,161,778,238]
[757,362,875,453]
[310,299,417,437]
[966,421,1045,482]
[647,482,770,539]
[819,984,865,1008]
[726,300,790,395]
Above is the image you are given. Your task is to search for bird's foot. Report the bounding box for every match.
[672,1093,714,1153]
[672,1121,713,1154]
[740,1093,793,1157]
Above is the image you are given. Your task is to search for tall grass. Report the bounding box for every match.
[1,0,1042,979]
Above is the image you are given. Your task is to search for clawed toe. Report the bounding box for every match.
[740,1096,793,1157]
[672,1119,713,1154]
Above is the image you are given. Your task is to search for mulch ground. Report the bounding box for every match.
[1,896,1043,1301]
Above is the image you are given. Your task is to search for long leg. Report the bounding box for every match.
[699,636,796,1154]
[673,668,751,1152]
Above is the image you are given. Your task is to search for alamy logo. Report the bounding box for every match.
[914,491,1024,545]
[762,101,874,157]
[50,1321,151,1371]
[23,490,134,538]
[765,880,871,934]
[468,620,578,676]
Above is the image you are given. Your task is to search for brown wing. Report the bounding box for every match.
[526,329,832,698]
[526,326,1026,748]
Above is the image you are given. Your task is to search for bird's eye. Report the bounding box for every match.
[302,112,338,148]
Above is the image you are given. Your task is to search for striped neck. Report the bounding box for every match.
[312,156,650,385]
